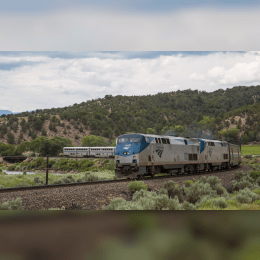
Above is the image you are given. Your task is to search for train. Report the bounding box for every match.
[115,133,241,178]
[63,147,115,158]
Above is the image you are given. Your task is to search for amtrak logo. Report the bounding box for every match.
[123,144,131,150]
[156,148,164,158]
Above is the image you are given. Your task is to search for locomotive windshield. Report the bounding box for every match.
[118,137,141,143]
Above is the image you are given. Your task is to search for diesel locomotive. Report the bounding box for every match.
[115,133,241,178]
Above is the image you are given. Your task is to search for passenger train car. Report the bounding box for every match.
[63,147,115,158]
[115,133,241,178]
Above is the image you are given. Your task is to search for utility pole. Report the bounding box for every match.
[46,156,49,185]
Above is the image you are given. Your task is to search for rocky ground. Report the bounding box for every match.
[0,164,252,210]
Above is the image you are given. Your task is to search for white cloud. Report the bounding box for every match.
[208,60,260,85]
[0,7,260,50]
[1,51,260,112]
[190,73,205,81]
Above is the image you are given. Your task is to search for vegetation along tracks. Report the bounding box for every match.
[0,165,240,194]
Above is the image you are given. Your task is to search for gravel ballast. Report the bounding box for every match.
[0,164,253,210]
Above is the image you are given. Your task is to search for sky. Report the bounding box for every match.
[1,1,260,50]
[1,51,260,112]
[1,1,260,112]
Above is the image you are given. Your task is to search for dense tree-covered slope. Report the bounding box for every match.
[1,85,260,146]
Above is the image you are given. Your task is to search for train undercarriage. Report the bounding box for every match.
[115,162,238,178]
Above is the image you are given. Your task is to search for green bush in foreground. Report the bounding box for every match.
[103,189,181,210]
[0,198,23,210]
[232,188,260,204]
[160,180,184,203]
[128,180,148,193]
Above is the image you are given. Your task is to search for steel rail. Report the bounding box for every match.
[0,165,240,194]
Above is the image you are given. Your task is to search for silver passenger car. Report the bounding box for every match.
[63,147,115,158]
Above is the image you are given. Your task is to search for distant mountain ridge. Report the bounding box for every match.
[0,110,36,116]
[0,110,13,116]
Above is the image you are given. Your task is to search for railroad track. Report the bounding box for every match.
[0,165,240,194]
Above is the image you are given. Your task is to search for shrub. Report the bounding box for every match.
[103,190,181,210]
[8,165,16,171]
[161,180,184,203]
[23,170,27,175]
[61,175,76,184]
[233,188,260,204]
[85,173,99,182]
[52,179,62,185]
[253,189,260,195]
[128,180,148,193]
[183,180,194,188]
[212,198,228,209]
[230,178,258,192]
[0,198,23,210]
[34,176,44,184]
[185,182,217,204]
[181,201,196,210]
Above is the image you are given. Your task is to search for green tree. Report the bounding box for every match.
[219,128,240,142]
[82,135,105,147]
[174,125,185,135]
[237,118,242,130]
[7,132,15,144]
[146,128,156,135]
[242,133,249,144]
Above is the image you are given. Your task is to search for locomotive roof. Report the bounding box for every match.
[118,133,227,144]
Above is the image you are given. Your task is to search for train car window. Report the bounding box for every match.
[130,138,141,143]
[158,138,162,144]
[155,138,158,143]
[161,138,166,144]
[118,138,129,143]
[166,139,170,144]
[184,140,188,145]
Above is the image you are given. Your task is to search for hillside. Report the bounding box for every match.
[1,85,260,146]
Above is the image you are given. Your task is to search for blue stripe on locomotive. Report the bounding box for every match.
[115,134,150,157]
[197,138,205,153]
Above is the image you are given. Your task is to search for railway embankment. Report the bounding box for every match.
[1,164,258,210]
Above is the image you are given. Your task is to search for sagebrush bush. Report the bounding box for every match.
[128,180,148,193]
[212,198,228,209]
[0,198,23,210]
[253,189,260,195]
[61,175,75,184]
[161,181,184,203]
[103,190,181,210]
[185,182,218,204]
[230,178,258,192]
[52,179,62,185]
[181,201,196,210]
[250,171,260,181]
[183,180,194,188]
[85,173,99,182]
[233,188,260,204]
[33,176,44,184]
